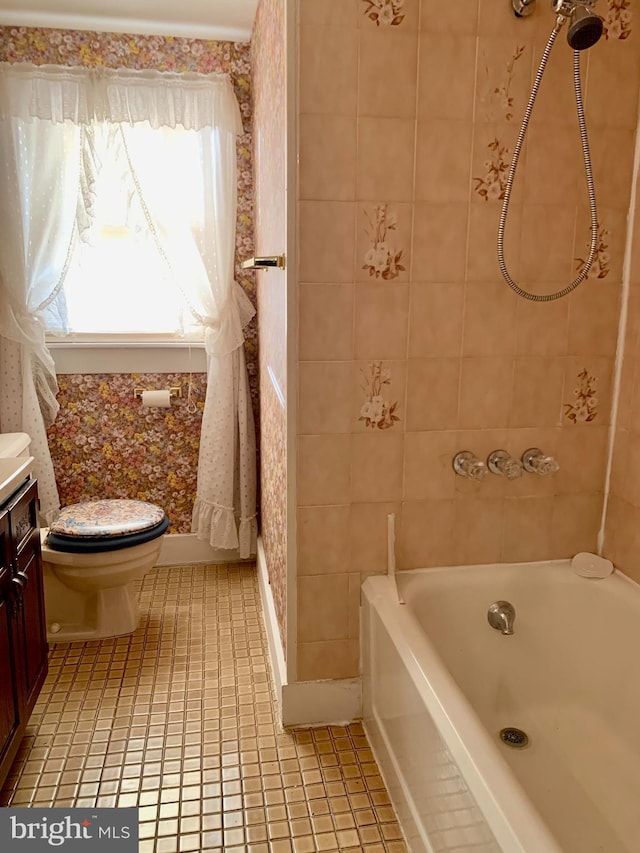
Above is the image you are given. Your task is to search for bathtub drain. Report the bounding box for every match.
[499,727,529,748]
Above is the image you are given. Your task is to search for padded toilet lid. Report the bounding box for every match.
[50,499,167,539]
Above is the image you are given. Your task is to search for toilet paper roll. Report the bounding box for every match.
[141,389,172,408]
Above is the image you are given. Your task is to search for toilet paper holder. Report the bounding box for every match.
[134,386,182,401]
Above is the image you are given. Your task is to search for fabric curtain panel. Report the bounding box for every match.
[0,107,82,519]
[0,62,257,554]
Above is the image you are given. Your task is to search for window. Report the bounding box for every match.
[44,121,208,341]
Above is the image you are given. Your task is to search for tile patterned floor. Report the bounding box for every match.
[0,563,408,852]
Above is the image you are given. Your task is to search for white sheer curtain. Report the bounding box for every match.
[0,62,257,554]
[0,99,83,519]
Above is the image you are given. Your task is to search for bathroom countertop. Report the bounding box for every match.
[0,457,34,507]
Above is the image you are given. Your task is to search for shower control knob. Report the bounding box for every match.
[453,451,488,481]
[487,450,523,479]
[522,447,560,475]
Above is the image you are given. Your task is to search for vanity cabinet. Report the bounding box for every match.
[0,478,48,789]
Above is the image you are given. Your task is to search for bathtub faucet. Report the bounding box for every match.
[488,601,516,635]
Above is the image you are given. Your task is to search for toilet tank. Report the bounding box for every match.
[0,433,31,458]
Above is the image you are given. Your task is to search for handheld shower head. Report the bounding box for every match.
[566,4,604,49]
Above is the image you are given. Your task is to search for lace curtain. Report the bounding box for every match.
[0,62,257,555]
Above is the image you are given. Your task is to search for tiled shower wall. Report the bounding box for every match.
[295,0,638,681]
[606,130,640,581]
[0,26,258,535]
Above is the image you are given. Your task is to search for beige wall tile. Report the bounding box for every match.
[348,572,361,638]
[519,205,577,284]
[408,283,464,358]
[298,201,356,282]
[510,357,565,427]
[297,505,351,576]
[354,284,410,360]
[351,432,405,502]
[418,34,476,120]
[298,362,353,434]
[477,0,531,36]
[556,425,609,497]
[458,357,513,429]
[406,358,460,430]
[527,34,582,125]
[299,284,354,362]
[299,115,357,200]
[298,574,350,642]
[299,25,358,115]
[415,120,473,204]
[453,496,504,565]
[403,431,457,501]
[502,496,554,563]
[589,128,635,211]
[587,38,640,130]
[299,0,358,27]
[514,297,569,357]
[399,499,456,568]
[550,494,603,557]
[358,30,419,118]
[413,203,469,282]
[356,118,416,201]
[423,0,479,33]
[297,640,360,681]
[349,501,402,575]
[298,435,351,506]
[566,282,622,358]
[522,123,582,206]
[462,282,518,357]
[603,497,640,581]
[467,203,521,283]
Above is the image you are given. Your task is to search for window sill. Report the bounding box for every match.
[48,341,207,375]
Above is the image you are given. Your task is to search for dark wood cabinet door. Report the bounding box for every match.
[0,511,21,782]
[8,480,48,718]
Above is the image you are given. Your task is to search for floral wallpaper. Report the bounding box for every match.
[0,25,259,533]
[251,0,288,653]
[46,373,206,532]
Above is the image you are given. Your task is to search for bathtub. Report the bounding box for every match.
[361,560,640,853]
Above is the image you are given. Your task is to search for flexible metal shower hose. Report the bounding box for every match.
[497,20,599,302]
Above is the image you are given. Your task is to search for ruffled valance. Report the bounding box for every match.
[0,62,243,133]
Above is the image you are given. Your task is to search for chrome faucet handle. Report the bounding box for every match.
[453,451,488,481]
[487,450,523,479]
[522,447,560,475]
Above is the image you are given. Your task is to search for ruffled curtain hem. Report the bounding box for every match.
[191,497,257,559]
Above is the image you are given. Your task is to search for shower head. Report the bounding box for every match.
[554,0,603,49]
[566,4,603,49]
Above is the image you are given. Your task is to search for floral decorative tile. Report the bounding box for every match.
[575,223,611,280]
[604,0,632,40]
[564,368,598,423]
[362,203,406,280]
[359,362,400,430]
[360,0,406,27]
[474,138,510,201]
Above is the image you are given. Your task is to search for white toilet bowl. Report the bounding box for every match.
[41,499,168,642]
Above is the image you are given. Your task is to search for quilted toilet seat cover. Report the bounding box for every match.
[50,499,166,539]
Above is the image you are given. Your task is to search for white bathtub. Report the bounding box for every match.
[361,560,640,853]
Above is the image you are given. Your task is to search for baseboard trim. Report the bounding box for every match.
[257,537,362,727]
[281,678,362,727]
[257,537,287,706]
[157,532,241,566]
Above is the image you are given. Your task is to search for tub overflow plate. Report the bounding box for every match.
[499,727,529,748]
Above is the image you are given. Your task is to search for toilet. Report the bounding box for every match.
[41,498,169,642]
